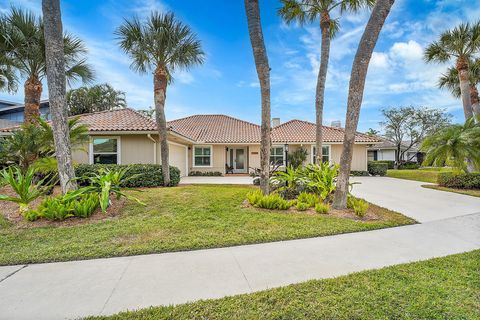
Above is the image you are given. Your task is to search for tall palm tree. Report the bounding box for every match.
[278,0,375,164]
[425,22,480,121]
[245,0,271,195]
[0,7,94,124]
[42,0,77,193]
[116,12,204,186]
[333,0,395,209]
[421,118,480,172]
[439,58,480,118]
[67,83,127,116]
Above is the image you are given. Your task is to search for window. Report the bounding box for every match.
[270,146,284,165]
[312,145,330,163]
[91,137,119,164]
[194,146,212,166]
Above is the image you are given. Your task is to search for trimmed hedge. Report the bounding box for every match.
[350,170,369,176]
[367,162,388,176]
[399,161,420,170]
[75,164,181,187]
[437,172,480,189]
[369,160,395,169]
[189,171,223,176]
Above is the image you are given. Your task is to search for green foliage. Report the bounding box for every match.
[347,196,369,217]
[297,192,318,208]
[287,147,308,169]
[246,189,263,206]
[350,170,369,176]
[437,172,480,189]
[315,202,330,214]
[250,192,291,210]
[72,193,100,218]
[369,160,395,169]
[189,171,222,176]
[399,162,420,170]
[35,196,75,221]
[0,166,47,215]
[75,164,181,187]
[295,201,310,211]
[304,163,339,199]
[271,166,306,197]
[367,162,388,176]
[67,83,126,116]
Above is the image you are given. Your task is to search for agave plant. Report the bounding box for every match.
[0,166,48,215]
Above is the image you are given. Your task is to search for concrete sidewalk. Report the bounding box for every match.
[1,212,479,320]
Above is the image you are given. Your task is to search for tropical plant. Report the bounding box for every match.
[287,147,308,168]
[438,58,480,118]
[279,0,375,164]
[245,0,271,194]
[421,117,480,172]
[347,195,369,217]
[425,21,480,120]
[271,166,306,198]
[0,64,17,93]
[295,201,310,211]
[0,7,94,123]
[246,189,263,206]
[333,0,394,209]
[116,11,204,187]
[297,192,319,207]
[254,193,291,210]
[315,202,330,214]
[304,162,338,200]
[0,166,47,215]
[67,83,127,116]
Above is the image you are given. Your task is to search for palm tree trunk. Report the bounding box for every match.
[470,84,480,119]
[42,0,77,193]
[24,75,42,124]
[245,0,271,194]
[315,11,331,164]
[457,57,474,120]
[154,66,170,187]
[333,0,395,209]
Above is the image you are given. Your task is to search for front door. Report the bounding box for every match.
[229,148,247,173]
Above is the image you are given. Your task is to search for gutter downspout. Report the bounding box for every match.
[147,134,157,164]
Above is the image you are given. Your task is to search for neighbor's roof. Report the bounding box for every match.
[367,137,419,151]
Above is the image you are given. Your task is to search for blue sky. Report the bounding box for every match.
[0,0,478,132]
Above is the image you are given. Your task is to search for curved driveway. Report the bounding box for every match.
[351,177,480,222]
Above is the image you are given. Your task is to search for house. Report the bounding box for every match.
[0,108,381,176]
[0,99,50,128]
[367,138,421,163]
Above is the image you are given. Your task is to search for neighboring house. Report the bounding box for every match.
[367,138,420,163]
[0,108,381,176]
[0,99,50,128]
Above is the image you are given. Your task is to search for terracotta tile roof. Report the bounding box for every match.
[271,120,380,143]
[167,114,261,143]
[78,108,157,132]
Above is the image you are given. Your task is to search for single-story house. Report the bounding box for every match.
[367,138,421,163]
[1,108,381,176]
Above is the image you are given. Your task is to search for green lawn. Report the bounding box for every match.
[86,250,480,320]
[423,184,480,197]
[0,185,414,265]
[386,167,454,183]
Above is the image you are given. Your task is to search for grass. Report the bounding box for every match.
[86,250,480,320]
[386,167,454,183]
[0,185,414,265]
[423,184,480,197]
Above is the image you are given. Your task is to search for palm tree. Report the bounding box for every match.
[245,0,271,195]
[439,58,480,118]
[421,118,480,172]
[333,0,395,209]
[278,0,375,164]
[42,0,77,193]
[0,7,94,124]
[425,22,480,121]
[67,83,127,116]
[115,12,204,186]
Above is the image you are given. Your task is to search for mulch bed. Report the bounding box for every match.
[0,185,127,228]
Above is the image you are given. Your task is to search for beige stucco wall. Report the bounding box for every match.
[188,144,227,174]
[330,144,367,171]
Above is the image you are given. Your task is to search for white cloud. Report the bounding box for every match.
[370,52,390,69]
[389,40,423,62]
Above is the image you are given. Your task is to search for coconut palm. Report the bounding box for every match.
[67,83,127,116]
[278,0,375,164]
[439,58,480,118]
[425,22,480,120]
[245,0,271,194]
[333,0,395,209]
[0,7,94,124]
[115,11,204,186]
[421,117,480,172]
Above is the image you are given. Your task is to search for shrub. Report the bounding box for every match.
[297,192,318,208]
[271,166,306,198]
[295,202,310,211]
[287,147,308,169]
[35,196,75,221]
[437,172,480,189]
[347,195,369,217]
[399,162,420,170]
[350,170,369,176]
[73,193,100,218]
[304,162,339,199]
[75,164,181,187]
[189,171,222,176]
[315,202,330,214]
[252,193,291,210]
[246,190,263,206]
[369,160,395,169]
[367,162,388,176]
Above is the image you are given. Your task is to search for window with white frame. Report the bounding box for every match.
[270,146,284,165]
[194,146,212,166]
[312,145,330,163]
[92,137,119,164]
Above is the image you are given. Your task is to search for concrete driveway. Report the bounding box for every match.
[351,177,480,222]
